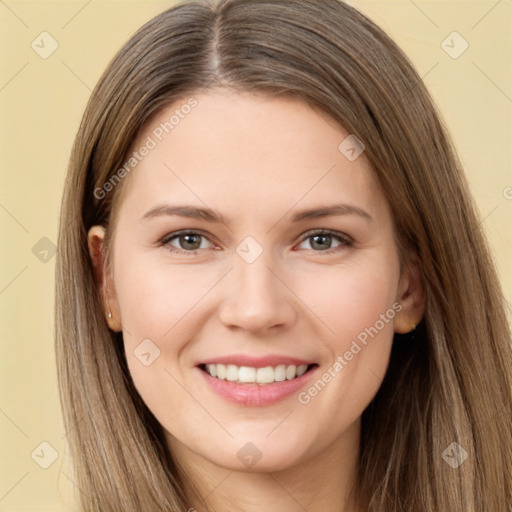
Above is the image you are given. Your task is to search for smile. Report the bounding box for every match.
[200,363,316,385]
[197,362,319,406]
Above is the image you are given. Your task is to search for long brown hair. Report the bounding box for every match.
[55,0,512,510]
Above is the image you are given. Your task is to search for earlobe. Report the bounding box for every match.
[87,225,122,332]
[394,256,426,334]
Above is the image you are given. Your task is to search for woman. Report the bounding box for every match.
[54,0,512,510]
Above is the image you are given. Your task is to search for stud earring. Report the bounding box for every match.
[108,311,112,318]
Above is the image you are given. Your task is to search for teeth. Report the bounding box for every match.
[274,364,286,382]
[204,363,310,384]
[296,364,308,377]
[286,365,297,380]
[216,364,226,380]
[256,366,274,384]
[238,366,256,383]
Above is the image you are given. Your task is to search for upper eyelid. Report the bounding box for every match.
[161,229,216,245]
[161,229,352,250]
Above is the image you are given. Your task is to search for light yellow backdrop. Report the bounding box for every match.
[1,0,510,510]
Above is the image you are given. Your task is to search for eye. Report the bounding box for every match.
[160,228,353,256]
[161,230,215,255]
[296,229,353,254]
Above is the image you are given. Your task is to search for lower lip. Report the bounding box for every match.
[196,365,318,406]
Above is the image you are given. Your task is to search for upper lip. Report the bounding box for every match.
[199,354,316,368]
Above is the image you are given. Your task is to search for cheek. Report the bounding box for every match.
[297,253,400,345]
[116,244,400,366]
[292,266,399,429]
[115,253,216,341]
[115,258,207,431]
[114,253,223,406]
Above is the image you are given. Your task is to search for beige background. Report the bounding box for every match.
[0,0,510,510]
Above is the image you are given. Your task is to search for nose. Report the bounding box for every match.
[218,251,298,335]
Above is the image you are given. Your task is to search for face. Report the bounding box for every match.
[89,90,424,474]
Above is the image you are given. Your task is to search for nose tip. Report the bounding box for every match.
[218,257,297,334]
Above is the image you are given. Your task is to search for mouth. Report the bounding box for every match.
[198,363,319,385]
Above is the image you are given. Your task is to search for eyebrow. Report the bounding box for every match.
[141,203,373,223]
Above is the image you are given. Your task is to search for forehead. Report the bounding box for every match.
[116,90,382,223]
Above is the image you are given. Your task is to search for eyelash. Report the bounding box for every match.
[160,229,353,256]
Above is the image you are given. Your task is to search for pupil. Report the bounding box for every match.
[312,234,330,250]
[182,234,200,250]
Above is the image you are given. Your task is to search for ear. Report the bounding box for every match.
[394,253,426,334]
[87,225,122,332]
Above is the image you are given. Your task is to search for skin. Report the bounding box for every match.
[88,90,425,512]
